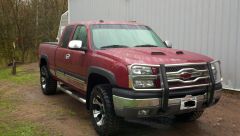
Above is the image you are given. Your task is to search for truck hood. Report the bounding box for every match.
[96,47,213,65]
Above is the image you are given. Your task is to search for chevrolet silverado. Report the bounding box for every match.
[39,21,223,136]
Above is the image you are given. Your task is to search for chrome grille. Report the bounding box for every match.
[165,63,210,90]
[165,64,207,72]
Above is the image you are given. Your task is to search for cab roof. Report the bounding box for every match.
[69,20,142,26]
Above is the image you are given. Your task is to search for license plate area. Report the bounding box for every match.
[180,95,197,110]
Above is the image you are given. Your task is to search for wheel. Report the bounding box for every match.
[90,84,120,136]
[175,110,204,122]
[40,65,57,95]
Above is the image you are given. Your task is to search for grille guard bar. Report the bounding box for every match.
[128,61,220,111]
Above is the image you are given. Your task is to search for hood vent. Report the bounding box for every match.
[176,51,184,55]
[151,52,166,55]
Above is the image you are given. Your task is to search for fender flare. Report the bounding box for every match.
[86,66,117,109]
[88,66,116,86]
[39,54,48,68]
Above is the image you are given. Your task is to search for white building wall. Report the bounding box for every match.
[57,11,69,40]
[68,0,240,91]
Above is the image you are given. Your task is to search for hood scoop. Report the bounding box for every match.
[176,50,184,55]
[151,52,166,55]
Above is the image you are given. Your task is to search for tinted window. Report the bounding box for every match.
[73,26,88,48]
[60,25,75,48]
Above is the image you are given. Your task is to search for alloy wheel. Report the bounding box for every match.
[92,94,105,126]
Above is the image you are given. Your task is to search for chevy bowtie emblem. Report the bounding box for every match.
[180,72,192,80]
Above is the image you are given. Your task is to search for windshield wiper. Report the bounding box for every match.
[134,44,159,47]
[100,45,129,49]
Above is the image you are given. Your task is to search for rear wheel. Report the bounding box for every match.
[40,66,57,95]
[90,84,120,136]
[175,110,204,122]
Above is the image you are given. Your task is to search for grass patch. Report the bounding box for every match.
[0,91,16,117]
[0,63,60,136]
[52,107,77,117]
[0,121,50,136]
[0,66,38,85]
[0,90,52,136]
[0,99,15,111]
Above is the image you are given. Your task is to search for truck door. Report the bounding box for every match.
[64,25,89,92]
[55,25,75,82]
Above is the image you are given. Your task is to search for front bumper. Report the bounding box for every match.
[112,84,222,118]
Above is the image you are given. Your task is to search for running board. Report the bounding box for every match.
[58,85,86,104]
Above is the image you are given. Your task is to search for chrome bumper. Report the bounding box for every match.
[113,89,222,118]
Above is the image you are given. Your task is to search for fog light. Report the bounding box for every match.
[138,109,150,116]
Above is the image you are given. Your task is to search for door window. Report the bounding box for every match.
[60,25,75,48]
[73,26,88,48]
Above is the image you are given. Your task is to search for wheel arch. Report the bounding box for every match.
[86,67,116,109]
[39,55,48,68]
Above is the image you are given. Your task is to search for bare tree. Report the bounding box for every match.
[0,0,68,68]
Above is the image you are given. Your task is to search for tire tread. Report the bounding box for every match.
[90,84,121,136]
[40,66,57,95]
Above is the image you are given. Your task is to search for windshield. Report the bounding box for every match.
[91,24,166,49]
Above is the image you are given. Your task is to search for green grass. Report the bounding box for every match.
[0,90,51,136]
[0,64,60,136]
[0,67,38,85]
[0,122,50,136]
[0,98,15,111]
[51,107,77,117]
[0,90,16,117]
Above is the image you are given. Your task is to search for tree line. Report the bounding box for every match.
[0,0,67,67]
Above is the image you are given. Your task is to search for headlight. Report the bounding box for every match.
[210,60,223,83]
[129,65,161,90]
[131,66,152,75]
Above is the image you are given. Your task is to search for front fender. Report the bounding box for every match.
[88,66,116,86]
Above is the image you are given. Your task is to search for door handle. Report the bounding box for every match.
[65,54,71,60]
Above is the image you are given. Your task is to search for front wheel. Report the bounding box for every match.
[90,84,120,136]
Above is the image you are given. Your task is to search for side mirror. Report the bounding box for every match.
[164,40,172,48]
[68,40,82,50]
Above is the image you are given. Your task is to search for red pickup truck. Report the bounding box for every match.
[39,21,223,136]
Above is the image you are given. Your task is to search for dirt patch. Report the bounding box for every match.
[0,63,240,136]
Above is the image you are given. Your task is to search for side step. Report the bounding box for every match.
[58,85,86,104]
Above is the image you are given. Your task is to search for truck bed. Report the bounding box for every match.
[42,42,58,46]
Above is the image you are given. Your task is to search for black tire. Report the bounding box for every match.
[40,65,57,95]
[90,84,120,136]
[175,110,204,122]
